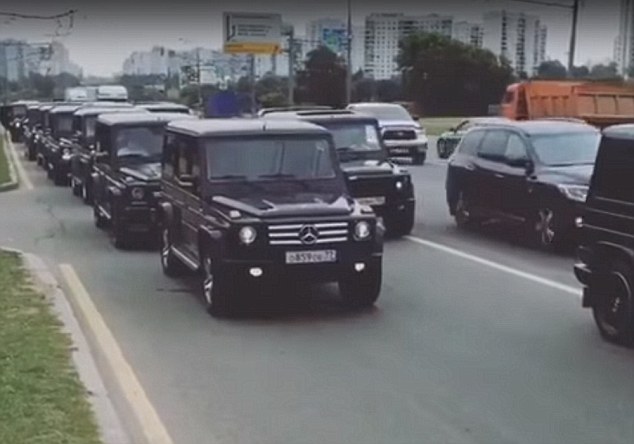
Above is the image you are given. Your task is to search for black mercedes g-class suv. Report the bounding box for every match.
[158,119,384,316]
[574,125,634,347]
[70,105,143,202]
[22,103,51,161]
[264,109,416,236]
[91,112,198,248]
[43,105,83,185]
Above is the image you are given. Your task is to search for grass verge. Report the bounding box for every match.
[420,117,468,136]
[0,136,10,186]
[0,251,102,444]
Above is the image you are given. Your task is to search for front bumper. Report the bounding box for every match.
[383,138,428,157]
[120,204,159,233]
[219,252,383,286]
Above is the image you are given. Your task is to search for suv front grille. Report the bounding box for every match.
[383,129,416,140]
[268,222,349,246]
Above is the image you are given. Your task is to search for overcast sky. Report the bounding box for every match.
[0,0,621,76]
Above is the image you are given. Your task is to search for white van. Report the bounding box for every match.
[96,85,128,102]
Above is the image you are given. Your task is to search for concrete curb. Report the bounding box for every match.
[0,130,19,192]
[0,247,132,444]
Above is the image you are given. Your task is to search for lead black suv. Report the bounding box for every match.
[574,125,634,347]
[92,112,197,248]
[446,121,600,249]
[263,109,415,236]
[158,119,384,316]
[70,105,144,203]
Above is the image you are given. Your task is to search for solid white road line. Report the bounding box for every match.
[7,138,34,190]
[60,264,175,444]
[405,235,583,298]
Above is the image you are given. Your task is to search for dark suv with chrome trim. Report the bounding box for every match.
[574,125,634,347]
[263,109,415,236]
[44,105,82,185]
[91,112,197,248]
[158,119,384,317]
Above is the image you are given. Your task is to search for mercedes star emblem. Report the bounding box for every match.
[299,225,319,245]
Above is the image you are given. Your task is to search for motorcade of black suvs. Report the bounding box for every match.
[574,125,634,347]
[43,105,84,185]
[446,120,600,249]
[136,102,192,114]
[69,105,144,202]
[91,112,198,248]
[263,109,416,236]
[346,102,428,165]
[158,119,384,316]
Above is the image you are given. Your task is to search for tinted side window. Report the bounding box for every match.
[162,132,177,179]
[457,130,485,156]
[95,123,111,161]
[505,134,529,162]
[479,131,509,161]
[592,137,634,202]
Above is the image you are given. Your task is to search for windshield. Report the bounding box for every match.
[55,115,74,137]
[532,132,600,166]
[27,110,41,126]
[12,106,27,118]
[321,123,383,153]
[354,105,413,121]
[206,137,336,181]
[114,126,164,162]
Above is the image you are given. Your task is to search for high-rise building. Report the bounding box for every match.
[482,11,547,76]
[452,21,483,48]
[0,40,80,81]
[364,13,453,80]
[615,0,634,75]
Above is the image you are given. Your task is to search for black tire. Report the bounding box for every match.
[82,180,93,205]
[71,177,82,197]
[339,261,382,308]
[591,261,634,347]
[110,208,129,250]
[454,191,477,229]
[160,226,188,277]
[437,140,447,159]
[27,148,36,162]
[384,208,415,238]
[201,253,236,317]
[93,204,107,229]
[53,167,67,186]
[46,163,54,180]
[412,151,426,165]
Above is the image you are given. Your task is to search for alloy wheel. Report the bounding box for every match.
[596,271,631,338]
[536,209,556,246]
[203,256,214,307]
[455,193,470,227]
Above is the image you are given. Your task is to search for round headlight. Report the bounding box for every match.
[131,187,145,200]
[354,221,371,241]
[395,180,404,190]
[239,226,257,245]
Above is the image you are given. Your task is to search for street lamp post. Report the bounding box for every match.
[506,0,581,73]
[345,0,353,105]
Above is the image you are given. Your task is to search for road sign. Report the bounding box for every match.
[322,28,346,54]
[223,12,282,55]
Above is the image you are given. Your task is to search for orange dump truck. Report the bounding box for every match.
[500,80,634,127]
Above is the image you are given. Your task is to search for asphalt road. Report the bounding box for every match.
[1,140,633,444]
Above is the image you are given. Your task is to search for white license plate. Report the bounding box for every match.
[357,196,386,206]
[286,250,337,264]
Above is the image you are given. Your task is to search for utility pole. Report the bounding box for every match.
[506,0,581,74]
[345,0,353,105]
[249,54,256,116]
[567,0,580,73]
[196,48,203,111]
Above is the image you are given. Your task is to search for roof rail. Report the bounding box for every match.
[258,105,334,116]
